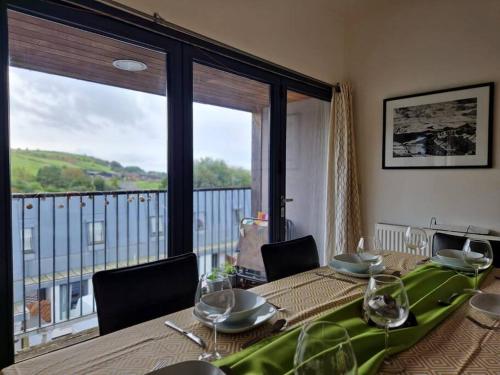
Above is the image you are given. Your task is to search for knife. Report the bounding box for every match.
[164,320,207,349]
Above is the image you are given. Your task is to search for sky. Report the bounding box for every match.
[9,67,252,172]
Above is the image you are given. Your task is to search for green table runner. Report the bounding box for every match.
[216,265,490,375]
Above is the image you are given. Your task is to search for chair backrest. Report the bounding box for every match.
[93,253,198,335]
[261,235,319,282]
[432,232,467,256]
[236,218,269,275]
[432,232,499,268]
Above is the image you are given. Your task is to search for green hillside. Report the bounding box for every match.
[11,149,113,175]
[10,149,251,194]
[10,149,165,193]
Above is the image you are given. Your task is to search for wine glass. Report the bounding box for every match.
[403,227,428,270]
[357,236,383,275]
[364,275,409,360]
[294,321,357,375]
[194,271,235,361]
[462,239,493,293]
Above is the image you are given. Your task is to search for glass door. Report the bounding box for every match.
[192,62,270,279]
[284,90,330,263]
[7,10,169,358]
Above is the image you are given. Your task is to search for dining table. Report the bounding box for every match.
[2,251,499,375]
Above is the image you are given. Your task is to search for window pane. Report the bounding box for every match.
[285,91,330,263]
[192,63,270,278]
[8,10,168,359]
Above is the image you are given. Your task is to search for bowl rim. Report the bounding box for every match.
[230,288,266,316]
[469,293,500,319]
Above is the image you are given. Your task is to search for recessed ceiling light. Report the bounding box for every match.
[112,59,147,72]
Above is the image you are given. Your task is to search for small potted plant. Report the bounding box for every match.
[222,262,237,287]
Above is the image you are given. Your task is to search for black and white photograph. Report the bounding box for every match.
[383,83,493,168]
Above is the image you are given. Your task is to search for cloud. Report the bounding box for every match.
[9,67,252,172]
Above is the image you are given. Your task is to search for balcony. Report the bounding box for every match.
[12,187,251,358]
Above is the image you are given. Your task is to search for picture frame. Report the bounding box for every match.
[383,83,494,169]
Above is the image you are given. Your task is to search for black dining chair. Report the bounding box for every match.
[431,232,467,256]
[93,252,199,335]
[261,235,320,282]
[432,232,499,268]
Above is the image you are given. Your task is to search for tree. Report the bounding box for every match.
[61,168,93,191]
[93,176,107,191]
[193,157,251,188]
[110,161,123,172]
[109,177,120,190]
[124,166,144,174]
[36,165,65,189]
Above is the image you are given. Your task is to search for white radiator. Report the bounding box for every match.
[376,222,500,258]
[375,223,432,256]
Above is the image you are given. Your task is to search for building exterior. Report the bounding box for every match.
[11,187,251,350]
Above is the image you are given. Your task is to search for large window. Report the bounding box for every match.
[0,1,331,367]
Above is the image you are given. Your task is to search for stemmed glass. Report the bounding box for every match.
[364,275,409,360]
[357,236,383,275]
[194,271,235,361]
[462,239,493,293]
[403,227,428,270]
[294,321,357,375]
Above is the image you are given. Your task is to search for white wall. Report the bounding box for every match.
[344,0,500,235]
[112,0,345,84]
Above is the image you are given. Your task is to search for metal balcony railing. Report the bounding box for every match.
[11,187,251,343]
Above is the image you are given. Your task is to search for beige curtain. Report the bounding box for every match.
[326,82,361,258]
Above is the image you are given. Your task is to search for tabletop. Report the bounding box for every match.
[2,252,499,375]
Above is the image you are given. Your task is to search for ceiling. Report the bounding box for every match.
[8,10,308,113]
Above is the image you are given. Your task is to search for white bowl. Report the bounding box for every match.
[227,289,266,323]
[331,253,370,274]
[437,249,468,267]
[470,293,500,320]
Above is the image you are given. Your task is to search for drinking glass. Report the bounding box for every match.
[462,239,493,293]
[194,271,235,361]
[357,236,383,275]
[294,321,357,375]
[364,275,409,359]
[403,227,428,270]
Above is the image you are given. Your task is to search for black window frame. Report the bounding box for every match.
[0,0,332,367]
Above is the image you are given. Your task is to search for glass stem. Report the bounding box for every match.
[474,267,479,290]
[384,323,389,353]
[213,323,218,354]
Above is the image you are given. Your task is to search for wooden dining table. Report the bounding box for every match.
[2,252,499,375]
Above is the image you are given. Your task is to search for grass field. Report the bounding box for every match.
[10,149,162,193]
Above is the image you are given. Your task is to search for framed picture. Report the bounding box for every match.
[383,83,494,169]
